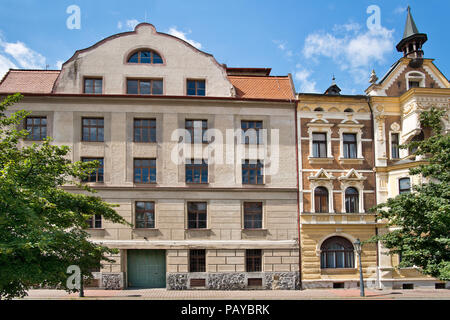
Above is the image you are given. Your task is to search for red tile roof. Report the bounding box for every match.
[228,76,295,100]
[0,69,295,101]
[0,69,60,94]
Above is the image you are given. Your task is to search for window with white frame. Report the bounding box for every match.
[406,71,425,90]
[307,121,333,163]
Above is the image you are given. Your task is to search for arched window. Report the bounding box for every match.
[314,187,329,213]
[345,187,359,213]
[320,236,355,269]
[128,49,163,64]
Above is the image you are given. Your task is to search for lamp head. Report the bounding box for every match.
[354,238,362,254]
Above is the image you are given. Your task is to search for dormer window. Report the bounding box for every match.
[406,71,425,90]
[128,50,163,64]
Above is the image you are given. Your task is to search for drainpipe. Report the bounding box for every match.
[294,99,303,290]
[366,96,380,289]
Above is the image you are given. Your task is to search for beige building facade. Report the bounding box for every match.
[0,8,448,291]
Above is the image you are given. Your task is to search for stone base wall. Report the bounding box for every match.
[167,272,299,290]
[301,280,378,290]
[101,272,125,289]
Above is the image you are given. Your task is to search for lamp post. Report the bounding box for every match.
[354,238,365,297]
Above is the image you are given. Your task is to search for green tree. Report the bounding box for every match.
[0,94,130,299]
[371,107,450,281]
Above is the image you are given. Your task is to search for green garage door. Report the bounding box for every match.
[127,250,166,288]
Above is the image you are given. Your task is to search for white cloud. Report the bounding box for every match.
[0,39,46,69]
[294,67,318,93]
[117,19,139,31]
[126,19,139,30]
[168,27,202,49]
[273,40,294,60]
[302,23,394,83]
[55,60,64,69]
[394,6,407,14]
[0,54,17,79]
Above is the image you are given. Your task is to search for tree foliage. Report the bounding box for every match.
[0,94,130,299]
[371,107,450,281]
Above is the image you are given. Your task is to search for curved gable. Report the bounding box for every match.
[53,23,234,97]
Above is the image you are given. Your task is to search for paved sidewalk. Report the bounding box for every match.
[20,288,450,300]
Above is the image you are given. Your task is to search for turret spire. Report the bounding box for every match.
[396,6,427,59]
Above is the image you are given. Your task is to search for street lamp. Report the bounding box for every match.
[354,238,365,297]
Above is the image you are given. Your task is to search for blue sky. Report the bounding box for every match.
[0,0,448,95]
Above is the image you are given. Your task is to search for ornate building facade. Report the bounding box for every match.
[0,8,448,290]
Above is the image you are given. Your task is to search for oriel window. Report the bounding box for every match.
[399,177,411,194]
[391,133,400,159]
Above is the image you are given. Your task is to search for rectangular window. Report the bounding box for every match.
[187,79,206,96]
[408,81,420,89]
[25,116,47,141]
[185,159,208,184]
[312,133,327,158]
[82,118,104,142]
[399,178,411,194]
[135,201,155,229]
[187,202,207,229]
[242,160,264,185]
[134,158,156,183]
[87,214,102,229]
[246,249,262,272]
[343,133,357,158]
[84,78,102,94]
[391,133,400,159]
[134,118,156,142]
[241,120,263,145]
[127,79,163,95]
[189,249,206,272]
[81,158,104,183]
[243,202,263,229]
[185,119,208,143]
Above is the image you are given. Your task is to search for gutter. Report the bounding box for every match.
[366,96,380,289]
[294,99,303,290]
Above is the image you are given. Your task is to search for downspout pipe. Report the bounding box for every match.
[366,96,380,289]
[294,99,303,290]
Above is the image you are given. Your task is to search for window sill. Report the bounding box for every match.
[242,228,268,231]
[133,228,159,231]
[321,268,357,275]
[308,157,334,164]
[185,228,211,231]
[185,182,209,185]
[134,183,158,186]
[242,183,266,187]
[338,157,364,165]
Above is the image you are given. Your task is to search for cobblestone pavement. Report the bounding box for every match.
[20,288,450,300]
